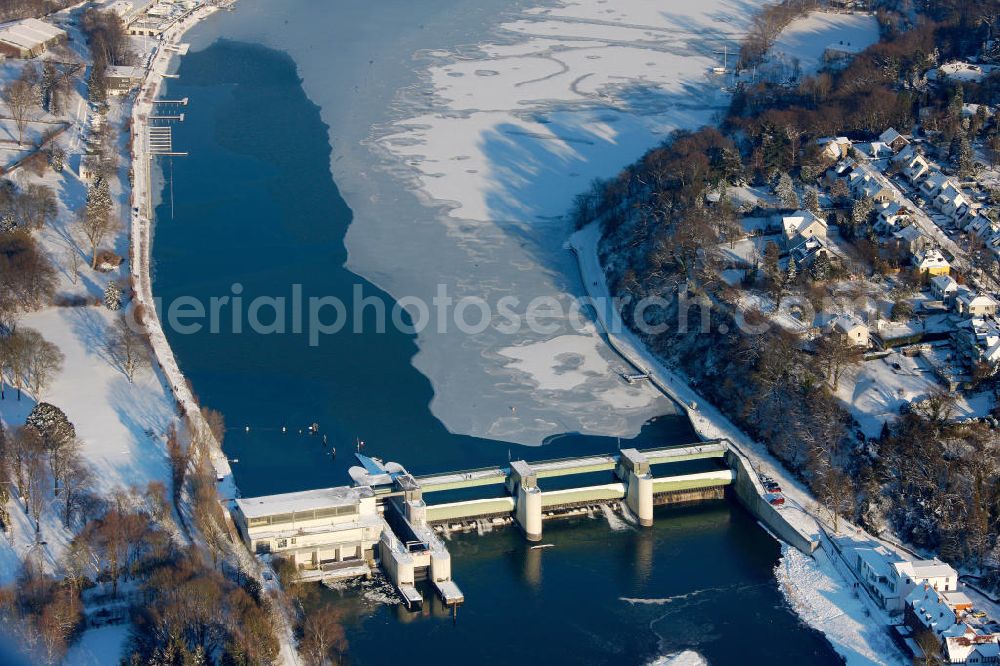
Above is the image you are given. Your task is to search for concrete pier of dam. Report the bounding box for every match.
[229,439,817,610]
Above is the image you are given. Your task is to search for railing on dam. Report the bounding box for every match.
[411,440,730,495]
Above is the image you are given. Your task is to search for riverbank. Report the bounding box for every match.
[128,2,234,497]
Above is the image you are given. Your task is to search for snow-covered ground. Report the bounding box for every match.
[769,11,880,77]
[62,623,131,666]
[776,544,907,666]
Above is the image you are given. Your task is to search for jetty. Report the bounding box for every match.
[229,439,816,611]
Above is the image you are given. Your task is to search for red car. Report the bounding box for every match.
[768,495,785,506]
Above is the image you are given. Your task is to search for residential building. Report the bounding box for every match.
[848,164,895,204]
[876,201,914,233]
[936,182,972,220]
[0,18,66,58]
[879,127,910,153]
[831,313,869,347]
[956,288,999,318]
[893,559,960,600]
[906,585,1000,664]
[892,224,929,257]
[931,275,959,302]
[920,172,951,199]
[914,248,951,277]
[818,136,852,162]
[782,209,828,246]
[789,235,836,269]
[892,145,931,183]
[955,317,1000,370]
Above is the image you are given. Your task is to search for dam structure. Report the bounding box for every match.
[229,439,814,610]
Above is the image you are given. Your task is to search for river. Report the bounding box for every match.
[150,2,844,664]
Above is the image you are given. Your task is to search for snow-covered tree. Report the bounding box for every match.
[48,146,65,173]
[775,171,798,209]
[851,196,873,226]
[25,402,75,452]
[803,186,820,215]
[104,281,122,311]
[787,256,797,283]
[0,213,16,234]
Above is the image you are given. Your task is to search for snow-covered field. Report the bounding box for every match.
[0,23,179,590]
[769,11,880,76]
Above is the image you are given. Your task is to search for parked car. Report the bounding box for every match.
[764,482,782,493]
[768,495,785,506]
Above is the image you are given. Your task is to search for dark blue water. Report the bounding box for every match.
[150,40,843,666]
[151,40,698,497]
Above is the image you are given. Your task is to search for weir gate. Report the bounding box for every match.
[230,439,808,611]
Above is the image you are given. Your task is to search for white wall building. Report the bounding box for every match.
[232,486,382,573]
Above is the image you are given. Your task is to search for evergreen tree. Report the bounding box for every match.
[775,171,798,209]
[787,256,797,284]
[87,65,106,106]
[803,186,821,214]
[104,282,121,311]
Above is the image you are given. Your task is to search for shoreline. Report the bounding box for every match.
[128,3,236,498]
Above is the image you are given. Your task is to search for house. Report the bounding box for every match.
[955,317,1000,370]
[955,288,999,317]
[936,182,972,220]
[818,136,852,162]
[0,18,66,58]
[853,550,961,614]
[105,65,144,96]
[847,163,895,204]
[853,141,894,159]
[232,486,382,570]
[930,274,958,304]
[892,224,929,257]
[930,274,959,302]
[906,585,1000,665]
[879,127,910,154]
[892,145,931,183]
[782,209,828,246]
[920,172,950,199]
[965,215,1000,262]
[914,248,951,277]
[876,202,914,233]
[831,314,869,347]
[789,235,836,268]
[893,559,960,601]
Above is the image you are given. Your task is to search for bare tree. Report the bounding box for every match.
[63,246,81,285]
[15,183,57,231]
[106,312,148,383]
[20,328,63,399]
[58,450,90,526]
[300,604,347,666]
[1,75,36,146]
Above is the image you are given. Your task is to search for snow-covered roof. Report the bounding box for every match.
[879,127,906,145]
[893,224,924,243]
[782,209,826,238]
[0,17,66,52]
[914,248,950,270]
[235,485,374,519]
[930,274,957,293]
[832,313,866,334]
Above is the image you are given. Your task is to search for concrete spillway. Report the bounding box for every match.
[232,439,815,611]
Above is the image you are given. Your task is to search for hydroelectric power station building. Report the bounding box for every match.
[230,440,812,611]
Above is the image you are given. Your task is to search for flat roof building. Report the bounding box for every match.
[232,486,381,575]
[0,18,66,58]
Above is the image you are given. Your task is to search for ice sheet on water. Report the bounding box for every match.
[646,650,709,666]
